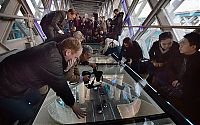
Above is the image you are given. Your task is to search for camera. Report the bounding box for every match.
[82,68,103,89]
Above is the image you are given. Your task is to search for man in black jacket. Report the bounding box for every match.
[110,9,124,41]
[170,32,200,124]
[0,37,86,123]
[40,9,76,40]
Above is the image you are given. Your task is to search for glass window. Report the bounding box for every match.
[0,0,7,11]
[108,1,112,16]
[164,0,200,40]
[26,0,44,19]
[7,21,26,40]
[137,19,161,59]
[7,19,36,40]
[127,0,152,37]
[50,1,56,11]
[0,0,4,6]
[126,0,133,7]
[17,9,23,16]
[119,27,131,45]
[26,0,36,14]
[113,0,120,10]
[131,0,151,25]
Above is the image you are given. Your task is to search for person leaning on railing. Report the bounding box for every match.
[0,37,86,124]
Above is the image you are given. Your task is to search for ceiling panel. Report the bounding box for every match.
[71,0,106,17]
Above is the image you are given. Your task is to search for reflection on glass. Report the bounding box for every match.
[89,55,117,64]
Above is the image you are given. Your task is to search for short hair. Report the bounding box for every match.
[58,37,82,53]
[114,9,119,13]
[82,45,93,54]
[193,29,200,34]
[159,32,173,41]
[73,31,85,42]
[68,8,76,15]
[184,32,200,50]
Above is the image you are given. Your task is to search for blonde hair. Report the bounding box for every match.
[58,37,82,54]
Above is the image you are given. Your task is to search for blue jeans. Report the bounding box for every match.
[104,47,120,56]
[0,89,42,122]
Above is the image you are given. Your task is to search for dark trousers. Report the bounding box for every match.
[104,47,120,56]
[0,89,42,123]
[171,97,200,125]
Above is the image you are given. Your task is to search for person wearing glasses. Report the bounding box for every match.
[170,32,200,124]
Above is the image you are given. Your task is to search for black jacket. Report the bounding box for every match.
[111,12,124,35]
[40,11,67,32]
[0,42,75,106]
[120,41,143,62]
[149,41,180,64]
[181,51,200,99]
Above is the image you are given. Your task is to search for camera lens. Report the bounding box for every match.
[82,71,91,84]
[95,71,103,82]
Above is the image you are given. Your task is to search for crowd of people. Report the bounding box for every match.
[0,7,200,125]
[40,8,124,43]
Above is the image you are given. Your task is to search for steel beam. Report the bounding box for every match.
[132,0,170,40]
[0,0,21,48]
[108,0,114,18]
[53,0,59,10]
[123,0,139,23]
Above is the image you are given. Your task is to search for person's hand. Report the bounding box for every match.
[172,80,180,87]
[89,63,97,69]
[152,61,158,67]
[82,75,90,82]
[64,59,76,72]
[127,58,132,66]
[158,63,164,67]
[71,102,86,119]
[58,30,64,34]
[152,62,163,68]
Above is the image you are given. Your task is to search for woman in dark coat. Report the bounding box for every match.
[148,32,180,92]
[119,37,143,74]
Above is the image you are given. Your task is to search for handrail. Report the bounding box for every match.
[123,25,200,29]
